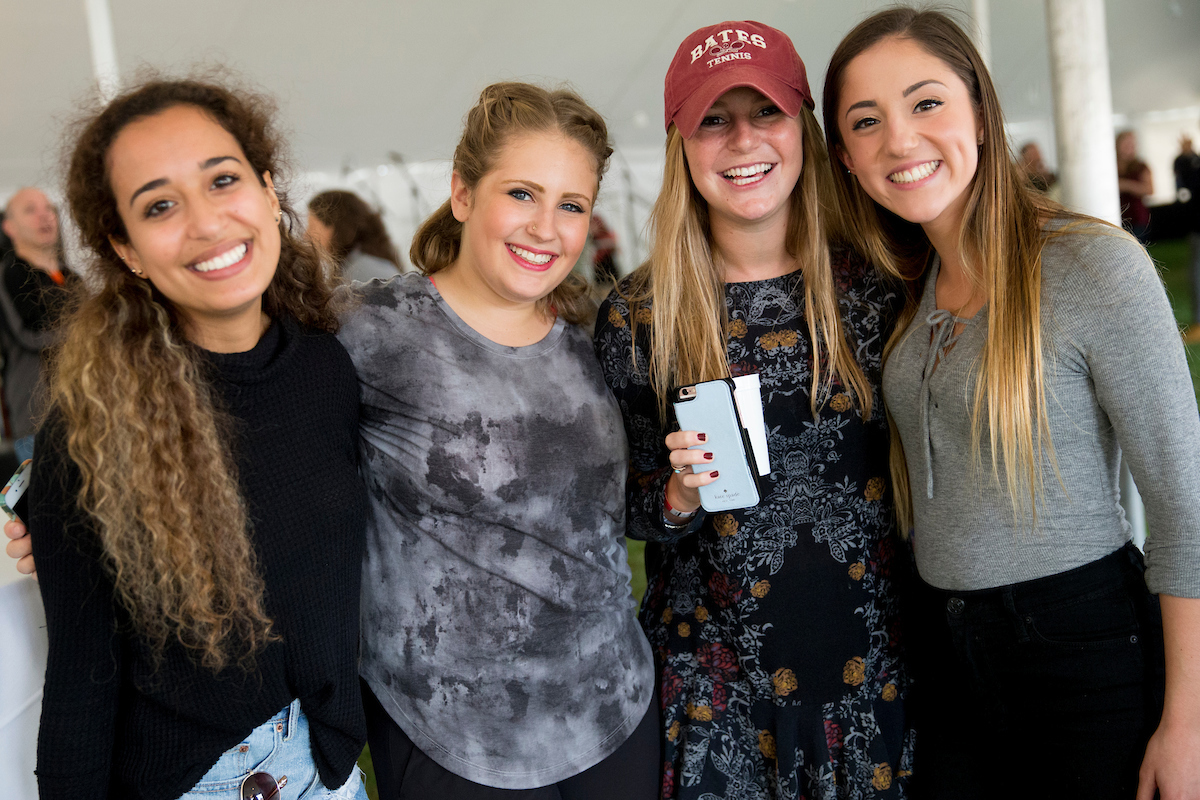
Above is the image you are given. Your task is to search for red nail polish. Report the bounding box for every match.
[704,452,713,460]
[710,470,719,478]
[697,433,707,442]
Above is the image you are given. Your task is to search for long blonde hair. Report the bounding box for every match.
[57,76,342,671]
[624,108,874,420]
[823,7,1087,530]
[409,82,612,326]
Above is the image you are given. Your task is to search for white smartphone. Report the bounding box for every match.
[672,379,761,512]
[2,459,32,523]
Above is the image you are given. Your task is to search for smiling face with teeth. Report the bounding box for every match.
[835,35,983,242]
[448,131,596,310]
[106,104,281,351]
[681,87,804,234]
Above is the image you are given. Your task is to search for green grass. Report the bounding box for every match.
[1148,238,1200,405]
[354,240,1194,798]
[627,537,647,611]
[357,745,377,799]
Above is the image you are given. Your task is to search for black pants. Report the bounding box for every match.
[907,543,1165,800]
[363,680,661,800]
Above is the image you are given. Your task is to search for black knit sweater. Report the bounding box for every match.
[30,319,368,800]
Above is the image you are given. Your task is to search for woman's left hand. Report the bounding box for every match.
[4,518,35,578]
[1138,719,1200,799]
[1138,594,1200,800]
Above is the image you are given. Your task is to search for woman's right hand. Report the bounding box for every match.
[4,518,35,578]
[664,430,718,518]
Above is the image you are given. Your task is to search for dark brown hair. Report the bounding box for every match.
[409,81,612,325]
[308,189,401,272]
[55,74,342,670]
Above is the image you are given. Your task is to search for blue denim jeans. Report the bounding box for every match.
[178,699,368,800]
[906,542,1165,800]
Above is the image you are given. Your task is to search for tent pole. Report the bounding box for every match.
[83,0,120,102]
[971,0,992,71]
[1046,0,1120,223]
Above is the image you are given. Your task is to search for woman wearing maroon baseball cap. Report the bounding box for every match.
[595,20,913,800]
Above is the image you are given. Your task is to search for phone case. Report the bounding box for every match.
[672,379,761,512]
[1,459,32,522]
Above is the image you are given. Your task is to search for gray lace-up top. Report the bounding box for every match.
[883,224,1200,596]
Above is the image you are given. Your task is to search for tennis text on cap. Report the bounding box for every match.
[690,29,769,66]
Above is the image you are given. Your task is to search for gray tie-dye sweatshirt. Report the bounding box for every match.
[338,273,654,789]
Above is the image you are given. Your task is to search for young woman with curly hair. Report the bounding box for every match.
[825,8,1200,798]
[18,77,369,800]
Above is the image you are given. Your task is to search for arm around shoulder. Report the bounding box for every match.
[594,289,702,542]
[29,417,124,798]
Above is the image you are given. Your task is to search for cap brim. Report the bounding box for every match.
[670,67,804,139]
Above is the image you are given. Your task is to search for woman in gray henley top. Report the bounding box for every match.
[825,8,1200,800]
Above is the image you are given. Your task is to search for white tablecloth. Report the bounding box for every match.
[0,559,47,800]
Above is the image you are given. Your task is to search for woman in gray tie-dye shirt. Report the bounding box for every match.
[336,83,658,800]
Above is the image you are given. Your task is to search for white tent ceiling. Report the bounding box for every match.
[2,0,1197,193]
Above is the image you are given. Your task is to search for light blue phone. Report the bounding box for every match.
[672,378,761,512]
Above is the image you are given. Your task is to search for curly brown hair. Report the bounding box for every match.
[409,82,612,326]
[308,189,401,273]
[54,74,342,671]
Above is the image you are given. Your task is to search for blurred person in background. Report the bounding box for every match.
[0,187,75,460]
[1018,141,1058,197]
[1174,134,1200,344]
[1117,130,1154,242]
[0,209,12,256]
[307,189,402,283]
[588,212,619,287]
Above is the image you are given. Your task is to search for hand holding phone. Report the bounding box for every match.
[2,459,32,523]
[672,379,761,512]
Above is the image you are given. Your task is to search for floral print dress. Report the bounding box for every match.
[594,253,914,800]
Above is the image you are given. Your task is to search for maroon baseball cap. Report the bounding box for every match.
[664,21,813,139]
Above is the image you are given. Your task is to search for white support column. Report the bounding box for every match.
[971,0,992,72]
[1045,0,1146,548]
[1045,0,1120,224]
[83,0,120,102]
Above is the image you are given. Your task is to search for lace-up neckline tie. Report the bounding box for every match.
[920,308,973,499]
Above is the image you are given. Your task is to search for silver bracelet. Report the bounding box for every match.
[663,500,698,527]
